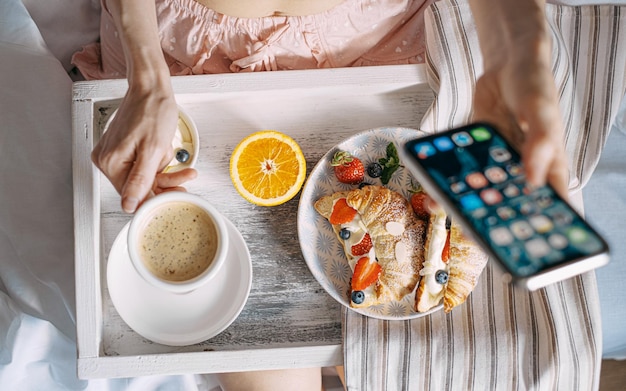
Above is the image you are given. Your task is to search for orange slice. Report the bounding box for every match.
[230,130,307,206]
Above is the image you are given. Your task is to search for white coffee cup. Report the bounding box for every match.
[127,192,229,294]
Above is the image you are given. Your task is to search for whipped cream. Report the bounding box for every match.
[419,209,449,307]
[164,116,196,172]
[331,199,378,303]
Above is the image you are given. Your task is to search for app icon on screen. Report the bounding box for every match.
[496,206,516,221]
[566,227,604,253]
[535,193,553,209]
[486,215,499,226]
[480,188,503,205]
[548,233,568,250]
[470,127,492,142]
[489,226,514,246]
[506,162,524,177]
[510,221,534,240]
[465,172,488,189]
[529,215,553,234]
[450,181,468,194]
[548,208,574,226]
[460,193,484,211]
[525,237,551,258]
[471,207,488,219]
[433,136,455,151]
[518,200,537,215]
[451,132,474,147]
[485,166,508,184]
[502,183,521,198]
[489,146,511,163]
[414,142,437,159]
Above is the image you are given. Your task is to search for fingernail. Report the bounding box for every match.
[123,197,139,213]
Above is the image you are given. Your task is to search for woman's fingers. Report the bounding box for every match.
[91,134,135,196]
[120,150,166,213]
[473,63,569,200]
[154,168,198,190]
[153,186,188,195]
[519,113,569,200]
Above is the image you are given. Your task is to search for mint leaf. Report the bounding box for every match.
[386,142,400,164]
[380,164,400,184]
[378,142,401,185]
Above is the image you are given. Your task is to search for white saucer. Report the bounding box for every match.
[107,218,252,346]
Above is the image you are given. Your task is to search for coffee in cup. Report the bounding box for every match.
[128,192,229,293]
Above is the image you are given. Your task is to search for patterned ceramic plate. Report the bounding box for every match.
[297,127,443,320]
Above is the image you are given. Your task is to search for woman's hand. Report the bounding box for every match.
[93,0,197,213]
[470,0,569,199]
[92,86,196,213]
[472,54,569,199]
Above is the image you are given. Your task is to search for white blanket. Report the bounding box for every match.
[1,0,624,390]
[0,1,207,389]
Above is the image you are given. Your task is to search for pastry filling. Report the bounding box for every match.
[419,210,449,307]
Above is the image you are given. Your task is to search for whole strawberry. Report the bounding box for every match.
[409,184,432,220]
[331,151,364,185]
[410,192,431,219]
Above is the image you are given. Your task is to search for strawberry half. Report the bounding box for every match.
[331,151,365,185]
[351,256,382,291]
[351,233,372,256]
[329,198,358,225]
[442,229,451,263]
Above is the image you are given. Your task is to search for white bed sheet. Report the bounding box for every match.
[0,2,344,389]
[1,0,624,389]
[21,0,101,72]
[0,1,210,389]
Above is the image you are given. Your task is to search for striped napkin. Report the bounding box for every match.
[342,1,626,390]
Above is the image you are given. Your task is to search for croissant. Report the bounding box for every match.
[315,185,426,308]
[415,209,488,313]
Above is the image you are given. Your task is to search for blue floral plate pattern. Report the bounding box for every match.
[297,127,443,320]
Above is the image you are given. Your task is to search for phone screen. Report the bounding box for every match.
[403,123,608,283]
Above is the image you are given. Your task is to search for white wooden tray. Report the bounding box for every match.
[72,64,434,379]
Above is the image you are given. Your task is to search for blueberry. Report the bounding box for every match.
[367,162,383,178]
[339,228,351,240]
[358,182,372,189]
[435,270,449,284]
[175,148,190,163]
[351,290,365,304]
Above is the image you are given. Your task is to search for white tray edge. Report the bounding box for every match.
[72,63,430,377]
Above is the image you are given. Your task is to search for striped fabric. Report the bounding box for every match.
[342,1,626,390]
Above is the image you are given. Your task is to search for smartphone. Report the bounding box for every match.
[401,123,609,290]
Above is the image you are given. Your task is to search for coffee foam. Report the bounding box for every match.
[138,201,218,282]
